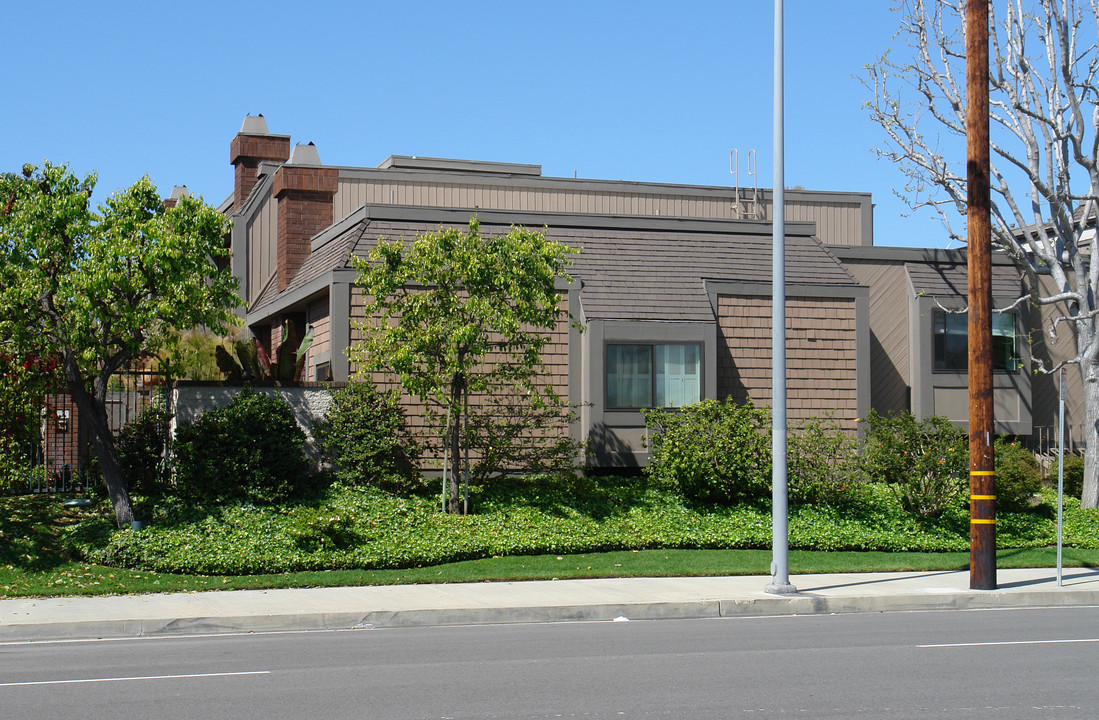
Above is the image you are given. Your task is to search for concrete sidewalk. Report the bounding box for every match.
[3,567,1099,642]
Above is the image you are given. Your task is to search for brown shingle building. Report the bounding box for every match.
[223,115,1079,465]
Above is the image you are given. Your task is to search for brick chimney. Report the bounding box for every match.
[272,143,337,292]
[230,114,290,210]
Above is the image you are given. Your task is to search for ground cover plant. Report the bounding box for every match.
[3,483,1099,598]
[57,475,1099,576]
[7,396,1094,597]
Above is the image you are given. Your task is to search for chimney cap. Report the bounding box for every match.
[167,185,189,202]
[288,142,322,166]
[239,114,270,135]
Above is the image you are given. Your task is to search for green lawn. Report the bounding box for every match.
[2,483,1098,599]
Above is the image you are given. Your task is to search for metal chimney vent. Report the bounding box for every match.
[288,142,322,166]
[239,114,270,135]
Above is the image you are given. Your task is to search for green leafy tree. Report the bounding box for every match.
[0,350,58,492]
[351,217,576,513]
[0,162,239,527]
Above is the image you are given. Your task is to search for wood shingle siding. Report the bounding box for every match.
[717,295,860,428]
[348,287,572,467]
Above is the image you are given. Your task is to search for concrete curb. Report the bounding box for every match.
[4,586,1099,643]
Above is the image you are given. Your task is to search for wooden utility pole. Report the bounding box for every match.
[967,0,996,590]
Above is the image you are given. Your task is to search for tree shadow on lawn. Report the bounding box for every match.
[472,471,656,520]
[0,494,103,572]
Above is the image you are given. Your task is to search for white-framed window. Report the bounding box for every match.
[606,343,701,408]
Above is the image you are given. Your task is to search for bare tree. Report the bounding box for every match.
[864,0,1099,506]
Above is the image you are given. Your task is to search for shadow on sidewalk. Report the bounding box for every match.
[798,570,961,593]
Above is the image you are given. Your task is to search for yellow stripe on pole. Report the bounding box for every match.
[971,519,996,525]
[971,494,996,500]
[970,470,996,476]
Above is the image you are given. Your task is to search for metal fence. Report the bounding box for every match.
[1028,424,1084,457]
[6,369,168,495]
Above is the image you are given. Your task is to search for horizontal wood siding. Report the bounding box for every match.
[334,176,867,244]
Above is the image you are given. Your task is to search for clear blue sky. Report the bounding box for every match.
[2,1,954,248]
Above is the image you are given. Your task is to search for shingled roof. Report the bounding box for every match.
[905,261,1024,300]
[250,206,859,321]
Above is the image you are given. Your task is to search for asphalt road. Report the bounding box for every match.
[2,607,1098,719]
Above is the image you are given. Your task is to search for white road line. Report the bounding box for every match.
[0,628,351,647]
[920,638,1099,648]
[0,671,270,687]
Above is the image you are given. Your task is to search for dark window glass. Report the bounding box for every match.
[933,311,1019,372]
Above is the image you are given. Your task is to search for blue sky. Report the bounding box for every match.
[2,1,954,248]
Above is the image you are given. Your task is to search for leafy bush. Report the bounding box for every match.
[787,414,862,505]
[0,353,53,495]
[172,389,310,502]
[458,389,584,484]
[1050,454,1085,499]
[115,398,171,495]
[644,398,771,505]
[314,382,420,490]
[861,410,967,518]
[993,439,1042,510]
[71,477,1072,576]
[0,443,32,495]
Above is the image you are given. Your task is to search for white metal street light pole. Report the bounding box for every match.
[766,0,796,595]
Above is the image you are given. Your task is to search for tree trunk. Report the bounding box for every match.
[66,376,134,528]
[447,377,463,515]
[1082,365,1099,509]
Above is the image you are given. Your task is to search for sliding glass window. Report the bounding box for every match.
[607,343,701,409]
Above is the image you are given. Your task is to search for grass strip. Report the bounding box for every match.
[3,546,1098,599]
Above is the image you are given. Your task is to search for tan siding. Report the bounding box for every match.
[246,192,277,305]
[302,299,331,382]
[327,173,868,250]
[787,199,863,246]
[1031,273,1085,446]
[716,295,860,429]
[844,260,911,414]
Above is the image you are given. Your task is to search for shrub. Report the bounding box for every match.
[314,382,420,489]
[172,389,310,502]
[0,440,31,495]
[644,398,771,505]
[115,397,171,495]
[993,439,1042,510]
[861,410,967,517]
[788,415,862,505]
[1050,454,1085,499]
